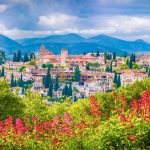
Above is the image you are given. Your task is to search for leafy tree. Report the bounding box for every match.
[19,66,26,72]
[42,64,47,68]
[62,84,69,98]
[0,80,24,120]
[47,63,54,69]
[54,74,59,91]
[73,66,81,81]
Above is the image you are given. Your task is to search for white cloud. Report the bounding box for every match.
[38,13,77,29]
[0,4,8,12]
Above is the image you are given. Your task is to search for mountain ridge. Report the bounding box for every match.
[0,33,150,55]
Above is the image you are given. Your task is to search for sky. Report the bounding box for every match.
[0,0,150,41]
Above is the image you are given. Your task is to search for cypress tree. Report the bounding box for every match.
[18,73,24,87]
[148,69,150,77]
[73,66,81,81]
[113,51,116,60]
[105,66,109,72]
[96,50,100,57]
[17,50,22,62]
[109,62,112,72]
[44,67,51,88]
[68,83,72,96]
[23,53,29,62]
[54,74,59,91]
[13,52,17,62]
[83,51,86,55]
[117,74,121,87]
[113,72,117,84]
[1,66,4,76]
[47,77,53,97]
[10,73,14,87]
[124,51,127,58]
[129,59,133,69]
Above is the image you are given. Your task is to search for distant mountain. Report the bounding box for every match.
[17,33,85,46]
[0,34,22,53]
[1,33,150,55]
[87,34,150,51]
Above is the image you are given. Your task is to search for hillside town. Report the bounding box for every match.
[0,45,150,102]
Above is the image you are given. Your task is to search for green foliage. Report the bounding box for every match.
[0,80,24,120]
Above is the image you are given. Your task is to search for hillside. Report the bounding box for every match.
[0,34,22,53]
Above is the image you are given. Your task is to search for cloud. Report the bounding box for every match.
[0,4,8,12]
[38,13,78,29]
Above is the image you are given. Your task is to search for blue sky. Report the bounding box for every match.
[0,0,150,41]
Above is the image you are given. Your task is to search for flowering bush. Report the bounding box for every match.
[0,89,150,149]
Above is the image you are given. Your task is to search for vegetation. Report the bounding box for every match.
[0,78,150,149]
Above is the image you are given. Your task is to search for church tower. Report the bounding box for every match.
[61,49,68,66]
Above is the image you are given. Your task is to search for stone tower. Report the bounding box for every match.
[61,49,68,66]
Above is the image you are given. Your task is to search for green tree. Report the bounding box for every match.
[47,77,53,97]
[1,66,4,76]
[13,52,17,62]
[17,50,22,62]
[54,74,59,91]
[68,83,72,96]
[148,69,150,77]
[44,67,51,88]
[23,53,29,62]
[113,51,116,60]
[96,50,100,57]
[73,66,81,81]
[10,73,15,87]
[42,64,47,68]
[18,73,24,87]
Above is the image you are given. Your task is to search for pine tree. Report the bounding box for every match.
[10,73,14,87]
[1,66,4,77]
[73,66,81,81]
[54,74,59,91]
